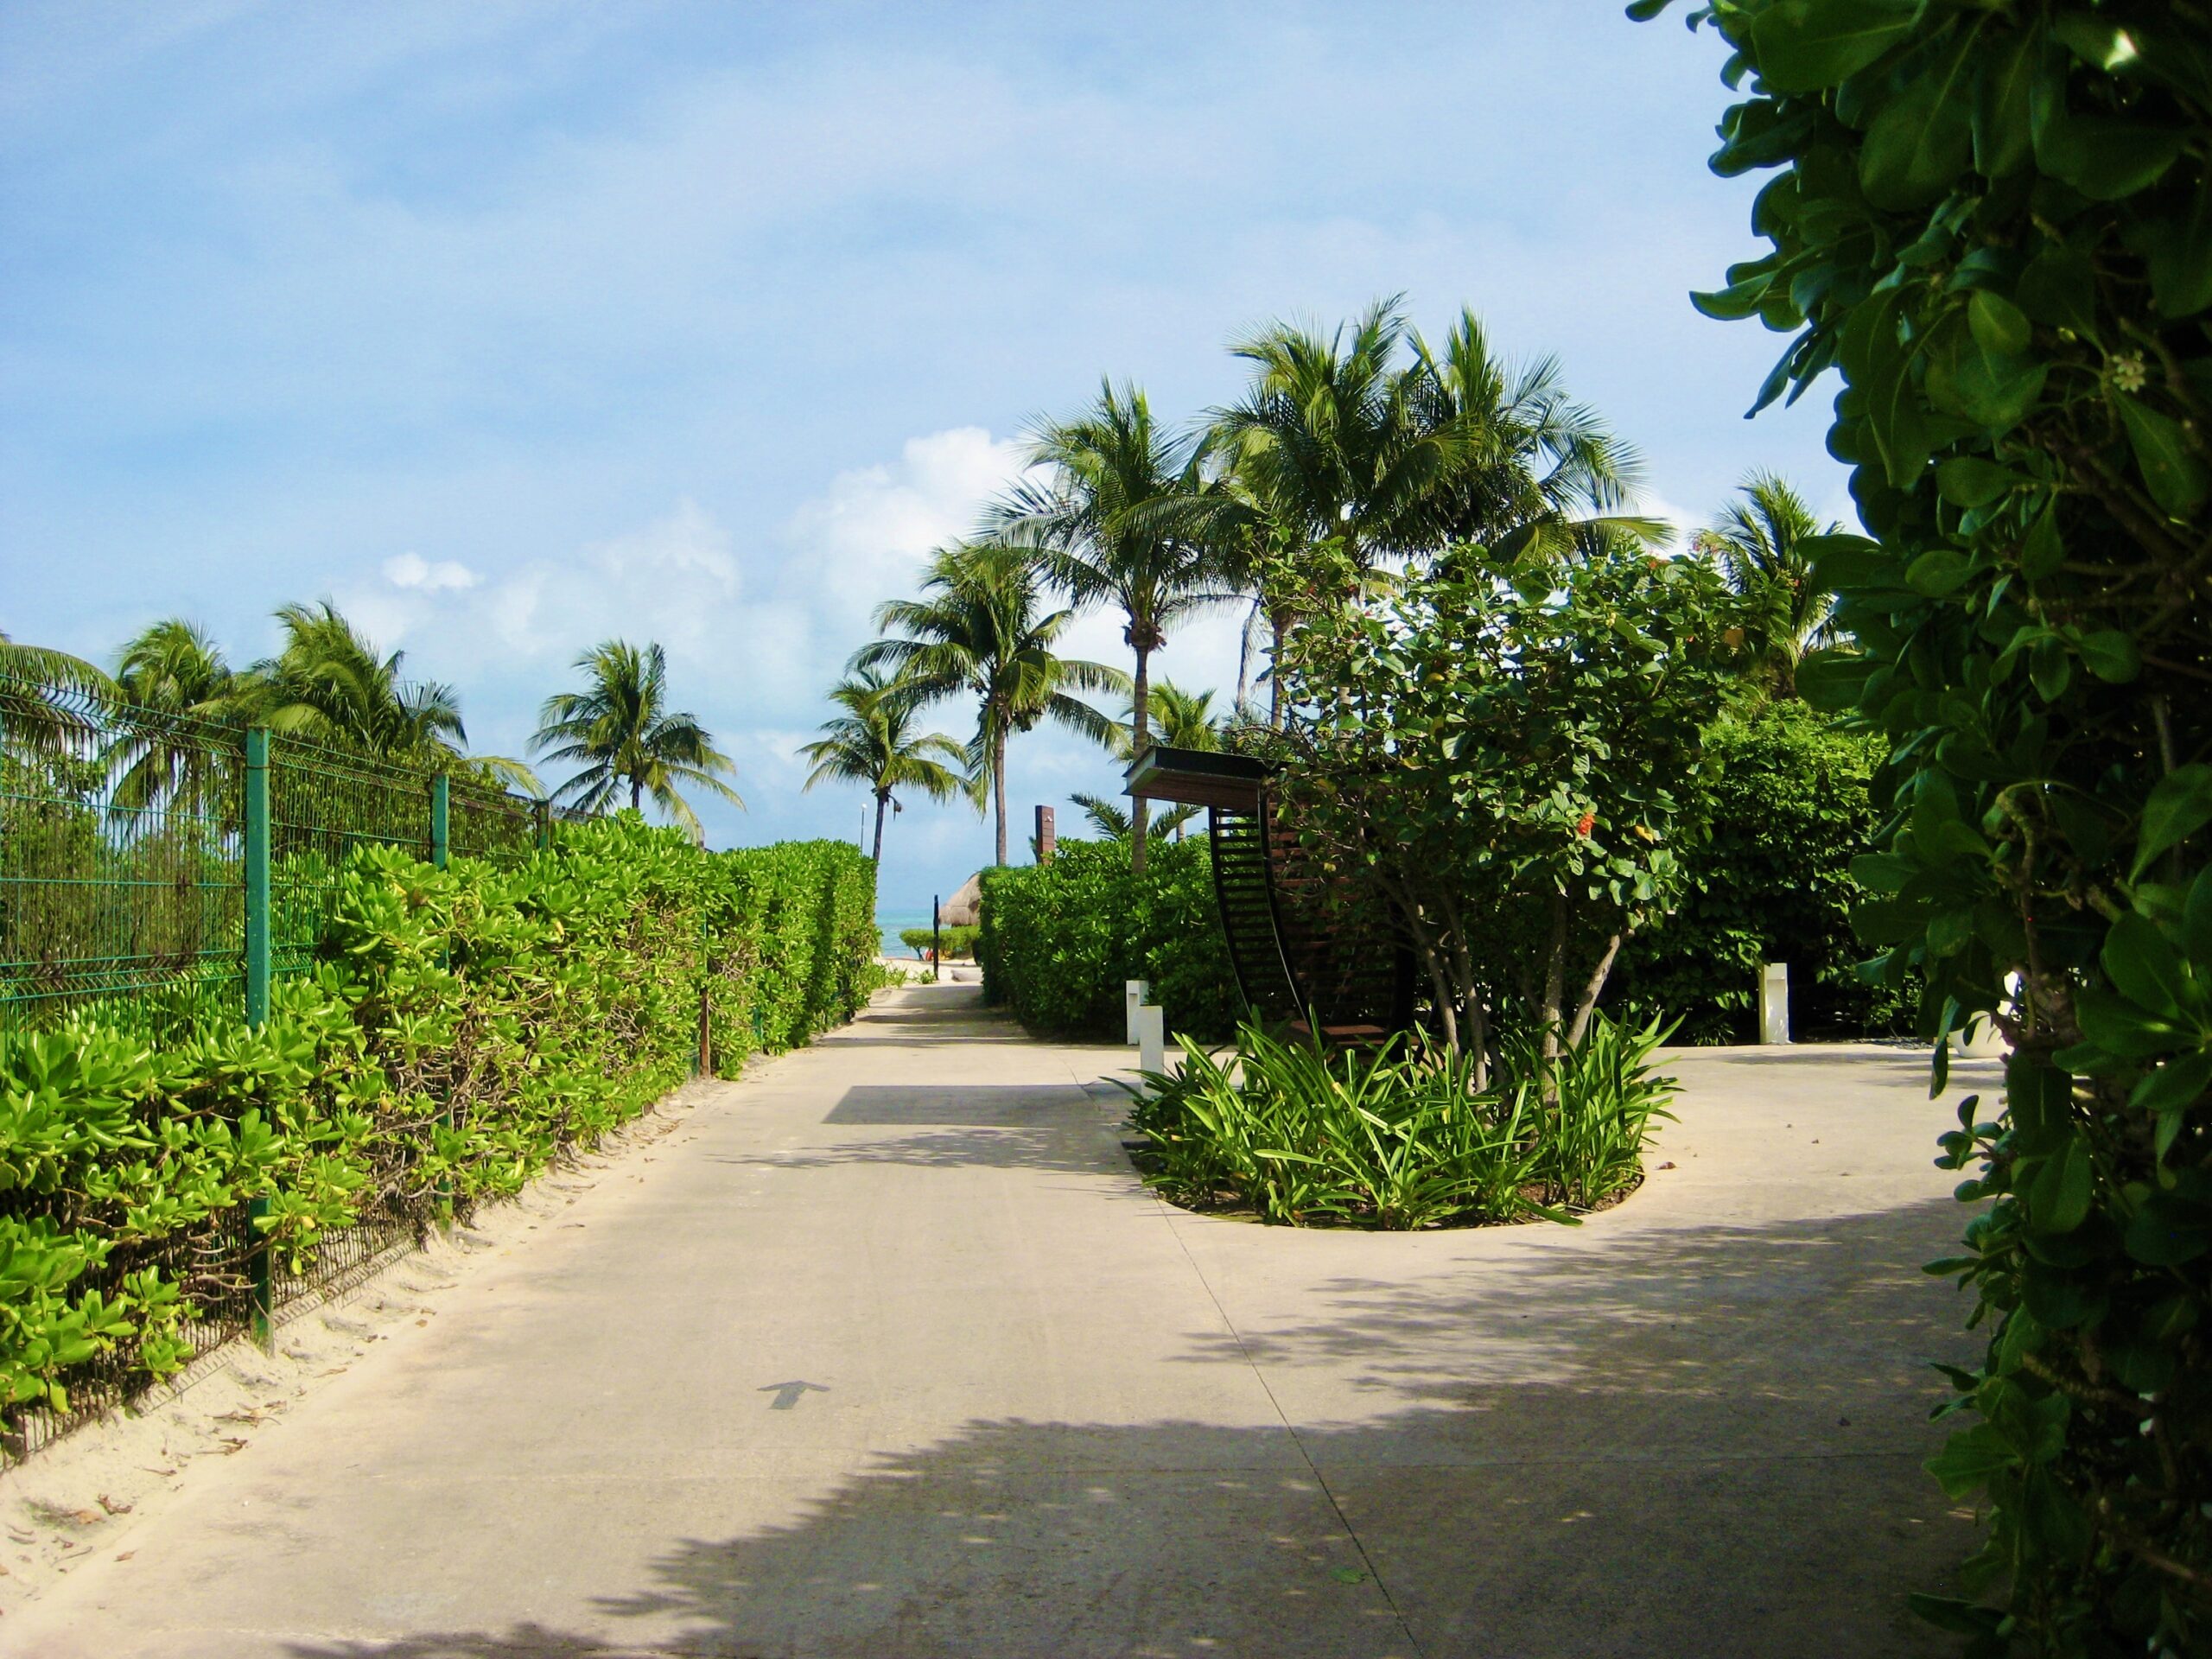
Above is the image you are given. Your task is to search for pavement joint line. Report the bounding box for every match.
[1153,1201,1428,1657]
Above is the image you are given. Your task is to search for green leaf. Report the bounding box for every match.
[2114,396,2212,519]
[1747,0,1920,94]
[1971,25,2037,178]
[1797,651,1876,711]
[1905,549,1972,596]
[2127,1049,2212,1115]
[2137,171,2212,321]
[2184,865,2212,963]
[1908,1594,2004,1638]
[2016,245,2098,338]
[1859,54,1976,211]
[2074,629,2139,683]
[2125,1194,2210,1267]
[1925,312,2048,434]
[2133,764,2212,880]
[1967,291,2031,359]
[2037,111,2190,201]
[2029,1138,2094,1235]
[1936,458,2017,508]
[2102,912,2190,1019]
[2019,501,2063,579]
[2073,985,2184,1058]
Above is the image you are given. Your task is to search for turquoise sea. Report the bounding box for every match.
[876,908,934,957]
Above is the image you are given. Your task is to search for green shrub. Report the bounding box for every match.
[898,924,979,960]
[977,837,1236,1042]
[1126,1012,1676,1229]
[1641,1,2212,1647]
[0,817,878,1432]
[1611,703,1910,1042]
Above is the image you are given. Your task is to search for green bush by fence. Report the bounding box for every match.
[0,817,878,1454]
[1610,702,1910,1043]
[978,837,1236,1043]
[0,671,880,1457]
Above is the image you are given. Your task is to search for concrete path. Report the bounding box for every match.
[6,984,1988,1658]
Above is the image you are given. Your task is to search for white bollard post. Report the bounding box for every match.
[1136,1005,1166,1077]
[1759,963,1791,1045]
[1125,980,1150,1046]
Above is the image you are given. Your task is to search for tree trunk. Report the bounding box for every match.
[1130,642,1151,876]
[1236,596,1264,717]
[630,775,643,812]
[1538,890,1569,1071]
[1565,931,1626,1050]
[871,791,888,863]
[993,729,1008,867]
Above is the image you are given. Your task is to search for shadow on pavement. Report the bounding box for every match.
[280,1201,1978,1659]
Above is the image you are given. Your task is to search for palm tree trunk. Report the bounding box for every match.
[631,774,643,812]
[993,728,1008,867]
[1268,608,1290,728]
[1129,641,1151,877]
[871,791,888,862]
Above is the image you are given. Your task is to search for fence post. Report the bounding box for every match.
[245,728,271,1026]
[430,772,450,871]
[243,728,274,1349]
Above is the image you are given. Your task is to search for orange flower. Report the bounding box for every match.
[1576,810,1596,837]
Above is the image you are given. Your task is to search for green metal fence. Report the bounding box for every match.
[0,673,555,1036]
[1,671,582,1458]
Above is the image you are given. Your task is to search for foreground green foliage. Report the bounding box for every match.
[1126,1014,1676,1229]
[0,818,878,1428]
[1641,0,2212,1647]
[978,838,1236,1043]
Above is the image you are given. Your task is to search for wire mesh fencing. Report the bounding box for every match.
[0,670,578,1459]
[1,677,248,1038]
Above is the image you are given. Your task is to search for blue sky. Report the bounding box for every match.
[0,1,1848,914]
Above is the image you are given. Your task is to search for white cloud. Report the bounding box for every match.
[776,426,1031,643]
[384,550,480,591]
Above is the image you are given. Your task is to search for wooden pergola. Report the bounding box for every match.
[1124,747,1412,1041]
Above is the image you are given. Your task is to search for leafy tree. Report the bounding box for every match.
[532,639,742,838]
[1638,0,2212,1648]
[1692,472,1837,698]
[1269,541,1736,1084]
[992,381,1230,871]
[799,666,974,863]
[856,543,1127,868]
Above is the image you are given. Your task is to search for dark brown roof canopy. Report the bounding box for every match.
[1122,746,1268,811]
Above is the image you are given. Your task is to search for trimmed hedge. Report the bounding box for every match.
[1611,702,1909,1043]
[0,817,878,1435]
[978,837,1236,1043]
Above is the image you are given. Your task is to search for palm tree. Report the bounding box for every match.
[856,543,1127,867]
[1070,790,1197,843]
[1400,308,1664,560]
[238,601,468,759]
[0,630,115,759]
[1193,299,1663,721]
[1106,678,1223,842]
[1694,472,1838,698]
[108,619,237,818]
[800,666,974,863]
[531,639,742,838]
[990,382,1229,871]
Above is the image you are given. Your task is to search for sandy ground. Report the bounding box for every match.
[0,1057,798,1624]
